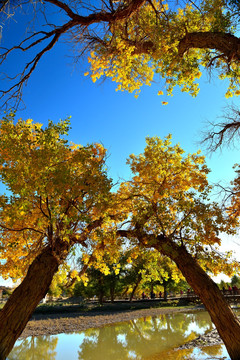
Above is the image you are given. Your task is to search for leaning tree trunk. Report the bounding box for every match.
[129,273,142,302]
[0,246,61,360]
[156,236,240,360]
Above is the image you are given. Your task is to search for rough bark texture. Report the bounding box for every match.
[0,247,60,360]
[178,32,240,61]
[156,236,240,360]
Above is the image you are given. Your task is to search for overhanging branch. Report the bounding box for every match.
[178,31,240,62]
[0,0,146,108]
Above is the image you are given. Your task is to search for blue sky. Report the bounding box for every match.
[1,8,240,285]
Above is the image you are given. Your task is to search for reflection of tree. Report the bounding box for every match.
[78,311,212,360]
[144,347,194,360]
[202,344,225,357]
[8,335,58,360]
[190,311,213,332]
[78,325,129,360]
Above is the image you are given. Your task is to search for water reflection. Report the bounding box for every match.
[8,335,58,360]
[77,312,212,360]
[9,311,228,360]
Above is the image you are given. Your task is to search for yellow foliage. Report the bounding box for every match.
[0,114,112,278]
[84,0,237,99]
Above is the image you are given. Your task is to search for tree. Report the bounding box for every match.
[111,135,240,360]
[1,0,240,108]
[231,275,240,288]
[123,250,184,300]
[0,113,112,359]
[73,260,124,304]
[47,264,72,299]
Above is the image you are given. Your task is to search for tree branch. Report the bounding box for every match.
[0,0,146,108]
[0,223,44,235]
[202,105,240,151]
[178,32,240,62]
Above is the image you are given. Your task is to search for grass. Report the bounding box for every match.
[32,298,196,315]
[0,297,197,316]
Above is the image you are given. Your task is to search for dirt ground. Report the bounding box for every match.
[21,305,197,338]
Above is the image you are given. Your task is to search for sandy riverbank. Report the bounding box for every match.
[21,305,199,339]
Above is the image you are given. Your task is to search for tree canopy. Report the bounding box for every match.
[0,113,112,279]
[112,135,238,275]
[1,0,240,107]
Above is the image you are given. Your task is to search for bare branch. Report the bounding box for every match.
[202,105,240,151]
[0,0,146,108]
[0,19,77,108]
[0,223,44,235]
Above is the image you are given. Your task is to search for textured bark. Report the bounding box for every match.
[178,32,240,61]
[0,246,62,360]
[156,236,240,360]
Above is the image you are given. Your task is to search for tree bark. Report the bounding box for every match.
[0,246,60,360]
[155,236,240,360]
[178,32,240,61]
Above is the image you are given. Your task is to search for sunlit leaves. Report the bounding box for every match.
[115,135,237,276]
[0,113,112,278]
[86,0,240,99]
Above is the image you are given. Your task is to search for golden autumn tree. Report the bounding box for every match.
[87,0,240,100]
[1,0,240,108]
[110,135,240,360]
[0,113,112,360]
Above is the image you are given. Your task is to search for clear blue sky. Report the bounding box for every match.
[1,9,240,285]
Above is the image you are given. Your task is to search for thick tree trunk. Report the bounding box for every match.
[156,237,240,360]
[0,246,60,360]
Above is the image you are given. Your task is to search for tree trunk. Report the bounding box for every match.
[98,274,104,305]
[110,284,115,303]
[156,236,240,360]
[163,282,167,301]
[129,274,142,302]
[121,286,129,299]
[0,246,60,360]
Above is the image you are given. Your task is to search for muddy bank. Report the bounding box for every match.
[177,328,223,349]
[21,305,197,338]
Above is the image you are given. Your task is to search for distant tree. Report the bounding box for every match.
[47,265,71,299]
[231,275,240,288]
[219,280,228,290]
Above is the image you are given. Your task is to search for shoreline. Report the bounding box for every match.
[21,305,200,339]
